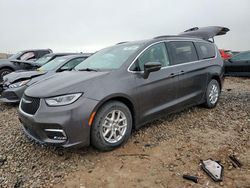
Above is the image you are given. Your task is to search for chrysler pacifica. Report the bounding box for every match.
[18,27,228,151]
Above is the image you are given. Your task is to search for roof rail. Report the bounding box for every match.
[153,35,200,40]
[116,41,129,45]
[154,35,175,39]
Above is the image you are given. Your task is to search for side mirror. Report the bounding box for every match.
[143,62,162,79]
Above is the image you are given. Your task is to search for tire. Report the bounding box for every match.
[91,101,132,151]
[204,79,220,108]
[0,68,12,82]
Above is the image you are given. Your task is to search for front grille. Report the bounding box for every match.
[1,91,18,100]
[20,95,40,115]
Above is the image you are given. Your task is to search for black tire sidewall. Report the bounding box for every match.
[205,79,220,108]
[0,68,12,81]
[91,101,132,151]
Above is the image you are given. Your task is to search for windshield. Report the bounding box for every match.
[35,55,53,65]
[38,57,68,71]
[75,43,142,71]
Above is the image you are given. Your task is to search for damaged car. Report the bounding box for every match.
[0,49,52,81]
[0,54,91,103]
[16,52,80,71]
[18,26,228,151]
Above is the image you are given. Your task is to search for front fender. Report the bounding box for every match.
[88,93,139,126]
[0,60,17,70]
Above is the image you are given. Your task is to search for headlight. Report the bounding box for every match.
[9,79,30,88]
[45,93,82,106]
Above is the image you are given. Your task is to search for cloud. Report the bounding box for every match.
[0,0,249,53]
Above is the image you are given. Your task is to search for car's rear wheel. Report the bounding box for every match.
[0,68,12,82]
[204,79,220,108]
[91,101,132,151]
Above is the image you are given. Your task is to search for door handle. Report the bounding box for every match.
[179,70,185,75]
[170,71,185,77]
[170,73,176,77]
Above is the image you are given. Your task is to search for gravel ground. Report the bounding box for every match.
[0,77,250,188]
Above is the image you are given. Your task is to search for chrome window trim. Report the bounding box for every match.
[127,39,218,74]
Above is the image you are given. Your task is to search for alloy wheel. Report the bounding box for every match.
[209,84,219,104]
[1,70,10,78]
[102,110,127,144]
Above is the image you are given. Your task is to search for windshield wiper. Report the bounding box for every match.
[77,68,99,72]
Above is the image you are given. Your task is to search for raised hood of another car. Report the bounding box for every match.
[25,71,110,98]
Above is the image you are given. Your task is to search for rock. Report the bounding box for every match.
[0,155,7,166]
[144,144,151,147]
[14,179,23,188]
[155,179,162,184]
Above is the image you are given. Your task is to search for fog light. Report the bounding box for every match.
[44,129,67,141]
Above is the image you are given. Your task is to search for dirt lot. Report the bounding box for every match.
[0,77,250,188]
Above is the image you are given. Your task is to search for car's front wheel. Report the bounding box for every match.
[0,68,12,82]
[204,79,221,108]
[91,101,132,151]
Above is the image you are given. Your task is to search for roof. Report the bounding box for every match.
[21,49,52,52]
[57,54,92,60]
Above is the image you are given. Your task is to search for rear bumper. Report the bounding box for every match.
[0,86,26,103]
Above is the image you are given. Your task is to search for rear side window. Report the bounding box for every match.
[231,51,250,61]
[196,42,216,59]
[167,41,198,65]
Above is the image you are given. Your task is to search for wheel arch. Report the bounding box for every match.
[92,94,137,129]
[0,66,15,71]
[210,75,222,90]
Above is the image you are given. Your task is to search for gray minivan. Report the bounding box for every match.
[18,27,228,151]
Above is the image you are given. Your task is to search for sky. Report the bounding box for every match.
[0,0,249,53]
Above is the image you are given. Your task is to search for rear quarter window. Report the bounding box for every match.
[196,42,216,60]
[167,41,198,65]
[37,50,51,58]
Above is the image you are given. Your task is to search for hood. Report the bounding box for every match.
[0,59,11,64]
[25,71,110,98]
[10,60,34,64]
[10,60,40,69]
[179,26,230,40]
[3,70,46,85]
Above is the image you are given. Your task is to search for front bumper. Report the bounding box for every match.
[18,97,99,148]
[0,85,27,103]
